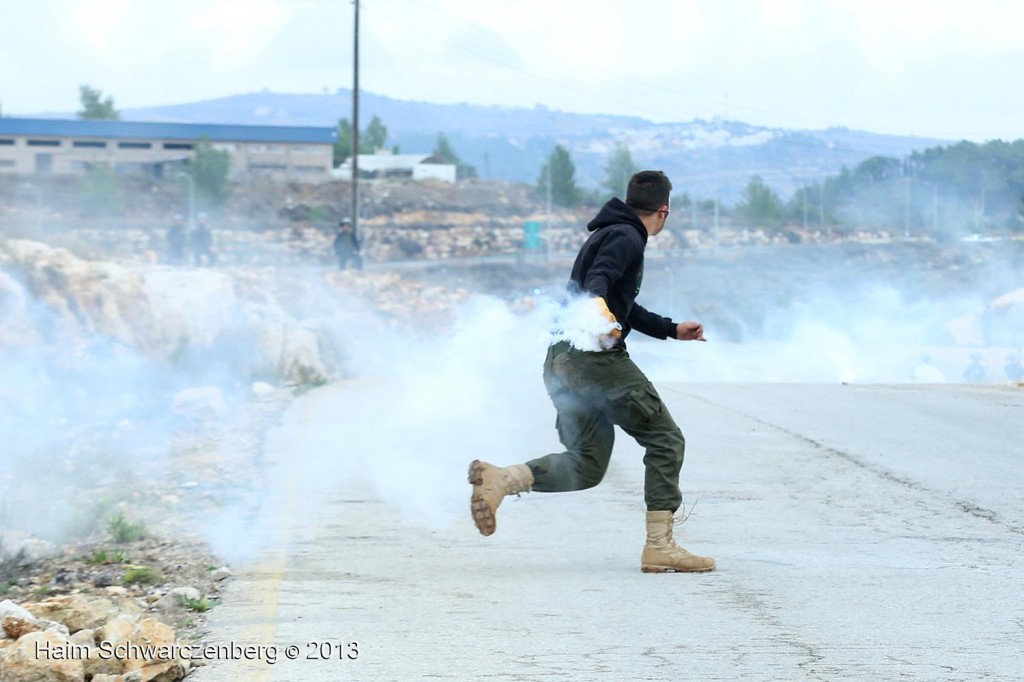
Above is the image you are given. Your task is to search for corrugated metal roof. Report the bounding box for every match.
[0,117,336,143]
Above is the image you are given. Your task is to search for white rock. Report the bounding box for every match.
[0,534,58,562]
[209,566,233,582]
[142,268,238,354]
[0,601,37,624]
[40,620,71,638]
[67,629,95,648]
[154,588,202,612]
[0,630,85,682]
[171,386,226,418]
[251,381,276,398]
[248,307,328,385]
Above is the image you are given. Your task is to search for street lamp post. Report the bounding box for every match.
[977,187,993,232]
[713,195,719,252]
[820,142,834,239]
[801,181,808,231]
[545,164,552,229]
[904,177,911,239]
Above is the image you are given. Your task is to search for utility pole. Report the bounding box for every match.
[903,178,910,239]
[801,182,808,231]
[818,180,825,229]
[545,164,552,229]
[351,0,360,234]
[820,142,834,238]
[713,195,719,251]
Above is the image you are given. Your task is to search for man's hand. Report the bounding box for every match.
[675,321,706,341]
[593,297,622,340]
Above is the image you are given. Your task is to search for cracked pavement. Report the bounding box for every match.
[190,381,1024,681]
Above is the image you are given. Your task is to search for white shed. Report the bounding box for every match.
[333,153,457,182]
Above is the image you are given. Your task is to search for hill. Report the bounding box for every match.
[120,89,949,201]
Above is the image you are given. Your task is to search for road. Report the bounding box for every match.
[189,381,1024,681]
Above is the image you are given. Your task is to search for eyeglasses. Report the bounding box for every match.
[657,209,670,218]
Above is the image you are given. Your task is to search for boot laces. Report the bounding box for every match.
[673,499,699,526]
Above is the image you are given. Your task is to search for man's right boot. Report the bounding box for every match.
[467,460,534,536]
[641,510,716,573]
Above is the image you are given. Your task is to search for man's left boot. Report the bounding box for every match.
[641,510,716,573]
[467,460,533,537]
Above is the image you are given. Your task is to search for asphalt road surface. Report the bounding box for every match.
[190,381,1023,681]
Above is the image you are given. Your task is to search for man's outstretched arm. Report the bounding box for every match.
[629,304,706,342]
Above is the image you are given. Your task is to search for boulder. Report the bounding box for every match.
[2,615,38,640]
[171,386,226,419]
[0,601,37,624]
[154,587,202,613]
[120,618,176,673]
[0,630,85,682]
[27,596,123,634]
[209,566,233,582]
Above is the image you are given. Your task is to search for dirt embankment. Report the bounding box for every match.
[1,174,911,270]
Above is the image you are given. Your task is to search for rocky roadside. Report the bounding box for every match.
[0,231,482,681]
[0,376,294,682]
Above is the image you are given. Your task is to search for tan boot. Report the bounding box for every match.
[641,510,716,573]
[467,460,534,536]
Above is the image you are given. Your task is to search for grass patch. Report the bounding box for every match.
[182,595,217,612]
[122,566,159,585]
[108,513,148,543]
[84,548,130,565]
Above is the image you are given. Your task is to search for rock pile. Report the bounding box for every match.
[0,239,328,386]
[0,594,200,681]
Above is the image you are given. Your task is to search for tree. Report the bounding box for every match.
[602,143,638,197]
[538,145,581,207]
[77,85,119,120]
[734,175,784,226]
[333,118,354,167]
[364,115,388,152]
[433,133,478,180]
[190,138,231,203]
[333,115,392,167]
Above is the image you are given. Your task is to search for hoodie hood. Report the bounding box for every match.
[586,198,648,243]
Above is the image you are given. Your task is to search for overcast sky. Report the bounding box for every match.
[2,0,1022,141]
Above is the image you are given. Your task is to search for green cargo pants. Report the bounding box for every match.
[526,340,685,512]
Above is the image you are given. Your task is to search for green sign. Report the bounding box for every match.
[524,220,543,250]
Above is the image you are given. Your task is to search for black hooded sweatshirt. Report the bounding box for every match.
[567,198,677,348]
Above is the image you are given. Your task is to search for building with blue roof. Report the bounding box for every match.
[0,118,337,178]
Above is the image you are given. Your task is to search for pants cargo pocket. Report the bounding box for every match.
[624,384,663,425]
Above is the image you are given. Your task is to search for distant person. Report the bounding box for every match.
[1004,354,1023,382]
[467,170,715,573]
[912,354,945,383]
[191,212,215,266]
[166,213,187,265]
[963,353,987,383]
[333,218,363,270]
